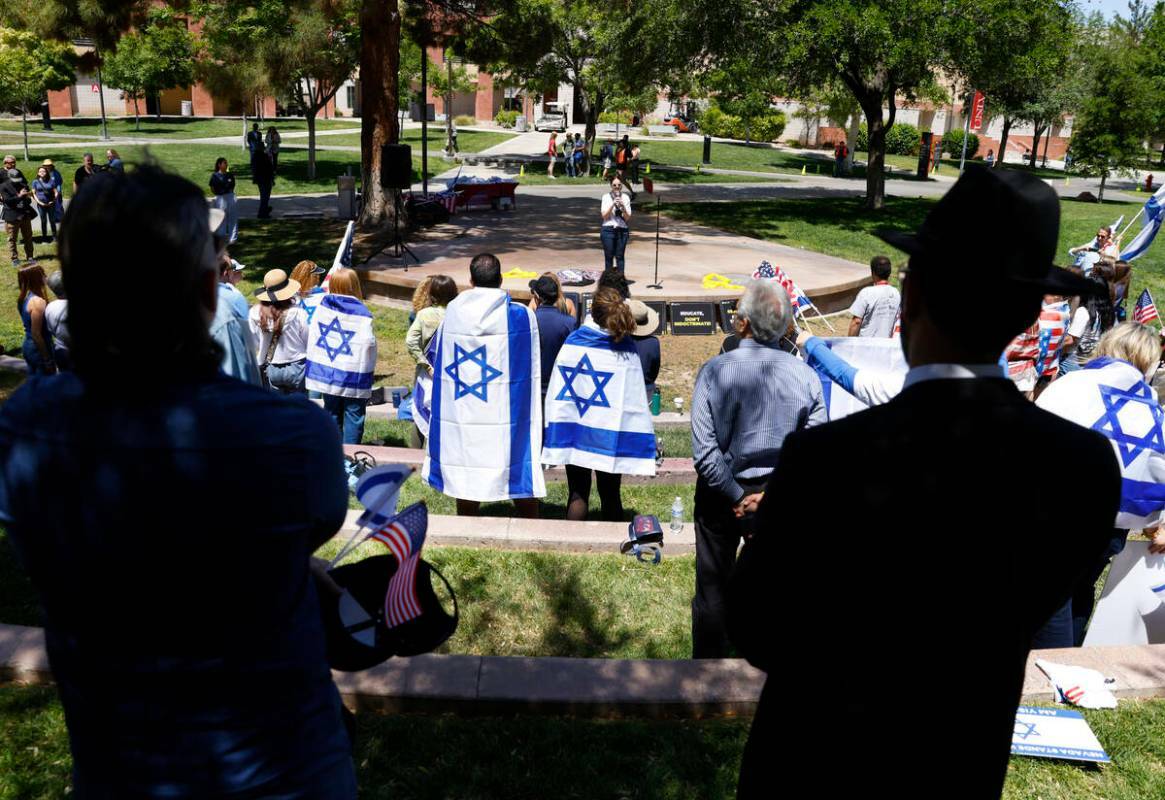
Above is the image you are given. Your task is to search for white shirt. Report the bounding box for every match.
[45,299,69,350]
[248,304,309,365]
[848,283,901,337]
[903,363,1006,389]
[1067,306,1090,339]
[601,192,631,229]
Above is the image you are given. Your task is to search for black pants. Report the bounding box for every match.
[565,464,624,521]
[257,182,273,218]
[692,475,768,659]
[1032,529,1128,648]
[38,208,57,239]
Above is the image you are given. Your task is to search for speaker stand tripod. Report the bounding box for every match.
[361,188,418,270]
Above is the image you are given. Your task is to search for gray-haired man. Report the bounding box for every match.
[689,280,826,658]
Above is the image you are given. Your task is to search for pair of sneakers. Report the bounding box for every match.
[12,257,37,268]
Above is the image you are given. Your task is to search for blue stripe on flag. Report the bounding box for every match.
[566,325,637,352]
[507,302,535,496]
[1119,477,1165,517]
[305,361,374,390]
[544,422,657,460]
[322,293,373,318]
[427,329,445,492]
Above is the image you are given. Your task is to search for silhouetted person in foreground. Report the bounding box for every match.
[0,166,356,797]
[729,167,1120,799]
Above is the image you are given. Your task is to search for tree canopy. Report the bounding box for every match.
[102,7,196,130]
[0,25,75,158]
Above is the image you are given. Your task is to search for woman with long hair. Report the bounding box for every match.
[406,274,458,445]
[543,287,656,521]
[306,267,378,444]
[599,176,632,271]
[17,264,55,375]
[249,269,309,394]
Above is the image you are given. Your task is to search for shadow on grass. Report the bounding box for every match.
[0,532,40,627]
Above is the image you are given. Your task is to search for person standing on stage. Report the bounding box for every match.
[600,176,632,271]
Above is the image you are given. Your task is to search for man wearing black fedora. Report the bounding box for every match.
[729,167,1121,798]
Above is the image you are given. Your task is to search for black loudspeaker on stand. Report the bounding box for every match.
[378,143,418,268]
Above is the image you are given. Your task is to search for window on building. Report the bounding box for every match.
[346,86,356,110]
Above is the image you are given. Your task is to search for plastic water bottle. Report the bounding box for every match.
[670,496,684,534]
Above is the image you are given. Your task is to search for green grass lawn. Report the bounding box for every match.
[514,167,781,186]
[0,116,359,140]
[2,681,1164,800]
[662,195,1165,305]
[864,150,1068,179]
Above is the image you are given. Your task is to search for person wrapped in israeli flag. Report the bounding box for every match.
[1037,323,1165,530]
[420,256,545,503]
[543,288,657,489]
[306,268,377,444]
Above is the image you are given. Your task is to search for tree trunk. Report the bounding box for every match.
[242,107,247,154]
[1098,170,1107,204]
[857,93,889,210]
[21,107,29,161]
[155,94,161,120]
[444,49,455,156]
[996,117,1013,168]
[306,112,317,180]
[846,111,860,172]
[1029,124,1044,169]
[358,0,402,229]
[134,97,141,131]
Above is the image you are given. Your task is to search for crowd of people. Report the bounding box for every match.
[5,157,1165,798]
[547,131,641,184]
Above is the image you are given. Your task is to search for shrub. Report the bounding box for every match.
[699,105,737,138]
[884,123,921,156]
[494,109,518,128]
[454,114,476,127]
[941,128,979,160]
[856,122,868,151]
[599,110,634,124]
[749,111,786,143]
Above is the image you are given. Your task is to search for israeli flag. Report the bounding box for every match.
[306,294,377,399]
[1037,357,1165,530]
[1120,184,1165,261]
[299,287,326,326]
[421,288,545,501]
[542,322,657,476]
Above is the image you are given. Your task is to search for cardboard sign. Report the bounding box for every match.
[718,300,739,334]
[669,302,717,336]
[644,301,667,336]
[580,292,593,322]
[1011,706,1110,764]
[1082,540,1165,647]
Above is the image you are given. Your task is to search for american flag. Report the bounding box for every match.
[1134,289,1160,325]
[753,261,813,311]
[369,502,428,628]
[322,220,356,291]
[1035,300,1070,377]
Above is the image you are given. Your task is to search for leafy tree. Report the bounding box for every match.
[0,26,74,159]
[766,0,952,209]
[1070,26,1161,202]
[949,0,1076,169]
[430,50,477,154]
[702,58,783,144]
[102,8,196,130]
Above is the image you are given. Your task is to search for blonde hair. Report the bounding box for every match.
[290,260,320,295]
[1095,321,1162,376]
[591,287,635,341]
[328,267,364,300]
[541,271,571,315]
[412,276,434,312]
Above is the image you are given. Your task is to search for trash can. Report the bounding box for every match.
[180,100,193,117]
[337,175,357,220]
[515,115,527,132]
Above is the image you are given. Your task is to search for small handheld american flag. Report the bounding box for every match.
[369,502,428,628]
[1134,288,1160,326]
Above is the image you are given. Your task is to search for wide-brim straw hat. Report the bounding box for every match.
[254,268,301,302]
[627,299,659,336]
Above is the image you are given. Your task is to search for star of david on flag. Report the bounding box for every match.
[316,316,357,362]
[1090,380,1165,468]
[445,343,503,401]
[556,353,614,416]
[1013,721,1039,740]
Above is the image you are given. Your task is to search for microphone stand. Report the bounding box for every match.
[647,190,662,289]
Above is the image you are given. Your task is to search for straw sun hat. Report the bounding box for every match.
[253,269,301,302]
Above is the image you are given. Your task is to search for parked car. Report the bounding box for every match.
[663,114,699,134]
[534,111,567,132]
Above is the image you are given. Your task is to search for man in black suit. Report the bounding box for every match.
[728,167,1121,798]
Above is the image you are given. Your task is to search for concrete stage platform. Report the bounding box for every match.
[358,185,869,312]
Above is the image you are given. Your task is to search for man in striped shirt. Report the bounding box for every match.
[689,280,826,658]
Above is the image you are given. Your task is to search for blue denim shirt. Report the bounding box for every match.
[0,370,352,796]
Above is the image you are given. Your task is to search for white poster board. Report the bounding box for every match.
[1011,706,1110,763]
[1082,540,1165,647]
[814,337,908,420]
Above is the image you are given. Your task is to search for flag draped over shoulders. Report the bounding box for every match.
[1037,357,1165,529]
[421,288,545,501]
[305,294,376,399]
[542,321,657,476]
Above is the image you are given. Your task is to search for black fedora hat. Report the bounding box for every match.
[318,554,458,672]
[879,166,1105,298]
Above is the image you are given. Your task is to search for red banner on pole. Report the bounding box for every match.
[970,91,986,131]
